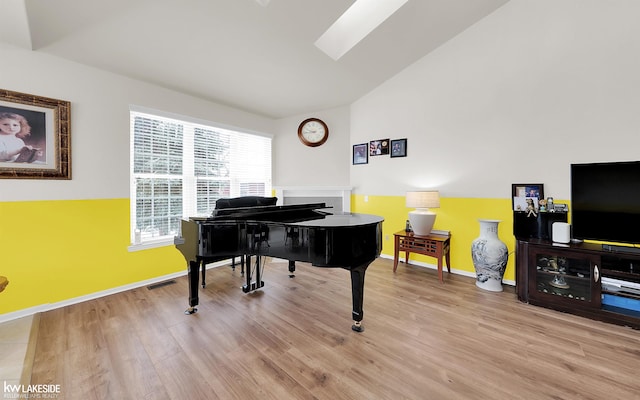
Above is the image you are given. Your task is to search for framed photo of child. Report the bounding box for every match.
[0,89,71,179]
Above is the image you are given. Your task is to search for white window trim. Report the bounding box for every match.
[128,105,272,252]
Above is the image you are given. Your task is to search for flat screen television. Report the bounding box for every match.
[571,160,640,244]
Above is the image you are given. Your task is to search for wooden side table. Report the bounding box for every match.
[393,230,451,283]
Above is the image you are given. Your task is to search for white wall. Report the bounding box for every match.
[5,0,638,202]
[273,106,351,188]
[350,0,640,199]
[0,43,352,201]
[0,44,275,202]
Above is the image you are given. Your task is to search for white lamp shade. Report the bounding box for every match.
[406,191,440,235]
[406,191,440,209]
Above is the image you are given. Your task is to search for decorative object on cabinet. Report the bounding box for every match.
[405,190,440,236]
[546,197,554,211]
[0,276,8,293]
[369,139,389,156]
[525,198,537,217]
[390,138,407,158]
[551,222,571,243]
[471,219,509,292]
[538,198,548,211]
[0,89,71,179]
[512,183,544,211]
[553,203,568,212]
[352,143,368,165]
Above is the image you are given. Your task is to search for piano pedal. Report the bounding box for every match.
[242,281,265,293]
[184,307,198,315]
[351,321,364,332]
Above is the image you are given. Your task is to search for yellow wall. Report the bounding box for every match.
[351,194,518,281]
[1,195,564,316]
[0,199,185,315]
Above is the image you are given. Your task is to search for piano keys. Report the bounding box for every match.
[174,203,383,332]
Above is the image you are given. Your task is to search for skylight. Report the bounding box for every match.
[314,0,409,61]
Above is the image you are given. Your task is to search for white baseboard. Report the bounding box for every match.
[378,253,515,286]
[0,259,234,325]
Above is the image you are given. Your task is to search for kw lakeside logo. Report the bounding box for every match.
[3,382,61,399]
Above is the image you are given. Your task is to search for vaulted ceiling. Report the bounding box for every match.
[1,0,509,118]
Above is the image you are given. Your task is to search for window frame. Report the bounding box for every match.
[128,106,272,251]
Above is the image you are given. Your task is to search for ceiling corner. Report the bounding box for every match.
[0,0,33,50]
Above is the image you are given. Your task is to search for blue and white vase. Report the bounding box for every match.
[471,219,509,292]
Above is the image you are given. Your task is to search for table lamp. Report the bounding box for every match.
[406,190,440,236]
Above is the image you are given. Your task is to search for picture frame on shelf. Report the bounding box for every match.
[0,89,71,179]
[553,203,568,212]
[352,143,368,165]
[512,183,544,212]
[390,138,407,158]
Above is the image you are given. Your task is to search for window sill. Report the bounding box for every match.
[128,238,173,252]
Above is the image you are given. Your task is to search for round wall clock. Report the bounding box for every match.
[298,118,328,147]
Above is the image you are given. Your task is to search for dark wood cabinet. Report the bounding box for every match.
[513,211,567,240]
[516,239,640,329]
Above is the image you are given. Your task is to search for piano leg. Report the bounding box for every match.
[200,258,207,288]
[288,260,296,278]
[185,260,200,314]
[350,262,370,332]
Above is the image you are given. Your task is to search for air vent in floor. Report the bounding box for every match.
[147,280,177,290]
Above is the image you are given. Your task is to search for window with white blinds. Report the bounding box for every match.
[130,109,272,245]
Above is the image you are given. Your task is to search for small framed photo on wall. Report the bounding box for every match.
[369,139,389,156]
[390,138,407,158]
[353,143,368,165]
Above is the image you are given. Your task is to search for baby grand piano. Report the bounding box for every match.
[174,202,383,332]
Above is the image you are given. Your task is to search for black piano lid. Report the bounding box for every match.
[200,203,340,224]
[190,202,383,227]
[210,202,329,218]
[291,213,383,228]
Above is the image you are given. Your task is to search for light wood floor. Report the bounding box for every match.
[24,257,640,400]
[0,314,37,388]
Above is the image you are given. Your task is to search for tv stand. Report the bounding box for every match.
[602,243,640,255]
[516,239,640,329]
